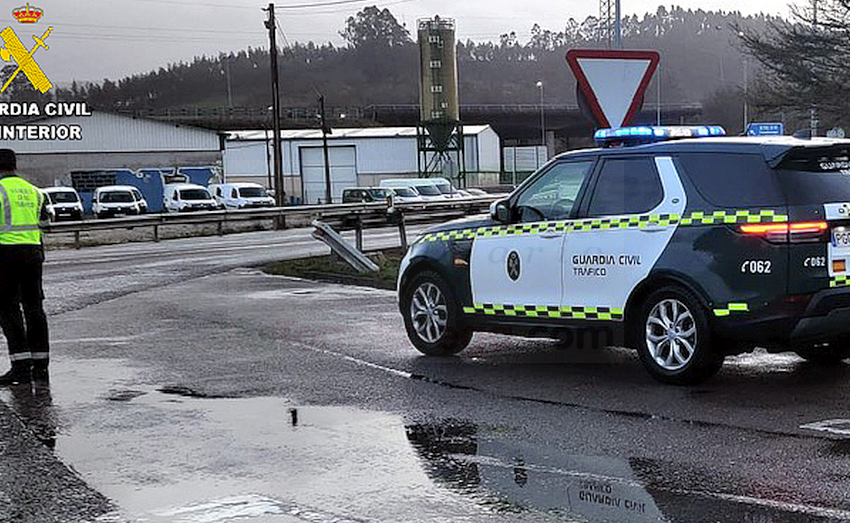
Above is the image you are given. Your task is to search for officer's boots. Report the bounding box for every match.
[0,360,31,385]
[32,360,48,382]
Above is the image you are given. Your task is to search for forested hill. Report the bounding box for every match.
[44,6,777,117]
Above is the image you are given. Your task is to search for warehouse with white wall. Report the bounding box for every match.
[0,111,223,188]
[224,125,501,204]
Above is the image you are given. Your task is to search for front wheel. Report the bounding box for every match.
[402,271,472,356]
[635,286,723,385]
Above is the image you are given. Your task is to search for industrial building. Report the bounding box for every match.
[0,110,223,188]
[224,125,501,204]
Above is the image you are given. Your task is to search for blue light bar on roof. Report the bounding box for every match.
[594,126,726,147]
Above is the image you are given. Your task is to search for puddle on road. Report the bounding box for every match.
[2,357,849,523]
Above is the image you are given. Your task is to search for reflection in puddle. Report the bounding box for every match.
[405,420,844,523]
[6,381,56,449]
[406,420,663,521]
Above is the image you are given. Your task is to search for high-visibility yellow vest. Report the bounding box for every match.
[0,176,43,245]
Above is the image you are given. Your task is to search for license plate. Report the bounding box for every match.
[833,227,850,248]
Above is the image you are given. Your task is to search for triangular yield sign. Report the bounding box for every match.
[566,49,660,128]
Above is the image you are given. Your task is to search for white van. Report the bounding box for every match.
[42,186,83,221]
[92,185,147,219]
[163,183,217,213]
[379,179,445,201]
[209,182,275,209]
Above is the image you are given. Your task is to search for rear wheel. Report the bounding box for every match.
[794,340,850,365]
[402,270,472,356]
[635,286,723,385]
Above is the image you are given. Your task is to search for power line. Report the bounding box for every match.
[124,0,382,10]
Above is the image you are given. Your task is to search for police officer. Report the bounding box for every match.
[0,149,49,385]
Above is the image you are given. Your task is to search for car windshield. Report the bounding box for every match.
[239,187,266,198]
[369,188,393,199]
[414,184,441,196]
[392,187,417,197]
[100,191,133,203]
[434,183,453,194]
[180,189,211,200]
[48,191,78,203]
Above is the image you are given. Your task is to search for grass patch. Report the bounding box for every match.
[263,248,404,290]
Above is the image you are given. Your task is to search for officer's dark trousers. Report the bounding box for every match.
[0,245,49,370]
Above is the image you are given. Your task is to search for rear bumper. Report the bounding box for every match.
[789,287,850,341]
[717,287,850,344]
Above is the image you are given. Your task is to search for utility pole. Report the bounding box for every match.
[614,0,621,49]
[810,0,819,137]
[319,94,332,204]
[264,3,284,209]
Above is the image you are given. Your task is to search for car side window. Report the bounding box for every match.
[515,161,593,222]
[231,189,238,198]
[587,157,663,217]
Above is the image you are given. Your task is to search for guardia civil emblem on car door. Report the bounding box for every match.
[507,251,521,281]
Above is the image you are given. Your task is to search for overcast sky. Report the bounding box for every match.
[5,0,792,86]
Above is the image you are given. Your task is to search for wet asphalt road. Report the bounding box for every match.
[4,227,850,522]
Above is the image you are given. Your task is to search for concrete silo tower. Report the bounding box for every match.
[417,16,465,185]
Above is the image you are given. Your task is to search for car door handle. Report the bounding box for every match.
[539,229,563,239]
[640,227,666,233]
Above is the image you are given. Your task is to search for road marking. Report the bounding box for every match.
[800,419,850,436]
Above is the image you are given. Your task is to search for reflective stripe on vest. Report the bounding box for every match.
[0,177,42,245]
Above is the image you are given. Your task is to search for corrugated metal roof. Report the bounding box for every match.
[0,111,220,153]
[228,125,493,141]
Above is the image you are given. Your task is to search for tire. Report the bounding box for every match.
[794,340,850,365]
[635,286,723,385]
[402,270,472,356]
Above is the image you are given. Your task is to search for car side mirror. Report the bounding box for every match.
[489,199,510,223]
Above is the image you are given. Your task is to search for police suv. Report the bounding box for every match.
[397,126,850,384]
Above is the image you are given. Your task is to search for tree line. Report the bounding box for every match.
[4,4,821,134]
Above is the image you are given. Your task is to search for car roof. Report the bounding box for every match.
[554,136,850,166]
[167,183,208,190]
[94,185,139,192]
[43,186,78,193]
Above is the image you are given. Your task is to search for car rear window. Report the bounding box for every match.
[677,153,784,207]
[239,187,266,198]
[775,147,850,205]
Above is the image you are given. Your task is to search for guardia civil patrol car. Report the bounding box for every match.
[397,126,850,384]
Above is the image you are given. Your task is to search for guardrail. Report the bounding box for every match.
[43,196,502,249]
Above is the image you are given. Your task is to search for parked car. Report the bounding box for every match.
[42,186,83,221]
[210,182,275,209]
[387,186,424,204]
[92,185,147,219]
[341,187,396,204]
[163,183,217,212]
[380,179,446,201]
[397,125,850,385]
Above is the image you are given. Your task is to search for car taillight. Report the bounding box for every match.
[739,221,828,243]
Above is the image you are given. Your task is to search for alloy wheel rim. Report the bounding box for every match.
[645,298,697,371]
[410,282,448,343]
